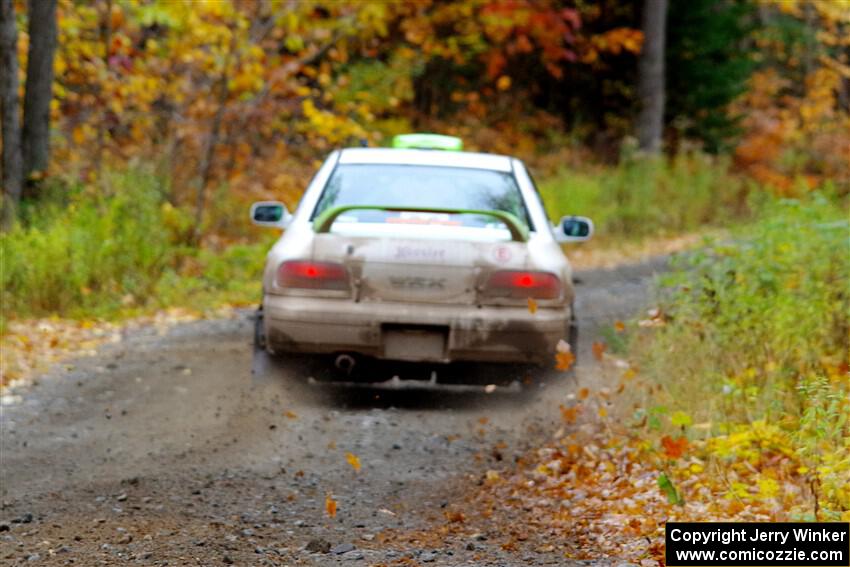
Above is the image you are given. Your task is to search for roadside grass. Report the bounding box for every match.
[538,151,751,242]
[627,195,850,517]
[1,169,273,330]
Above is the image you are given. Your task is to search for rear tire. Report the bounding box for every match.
[568,314,579,363]
[253,305,266,350]
[562,304,579,377]
[251,307,311,384]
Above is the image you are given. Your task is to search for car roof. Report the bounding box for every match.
[337,148,514,172]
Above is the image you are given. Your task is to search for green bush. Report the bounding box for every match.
[153,240,271,313]
[1,168,273,323]
[1,171,175,318]
[634,195,849,512]
[641,196,848,417]
[538,151,749,238]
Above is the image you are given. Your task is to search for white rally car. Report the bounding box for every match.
[251,134,592,382]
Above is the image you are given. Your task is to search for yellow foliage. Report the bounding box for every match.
[733,5,850,194]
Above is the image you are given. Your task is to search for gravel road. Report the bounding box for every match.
[0,258,667,566]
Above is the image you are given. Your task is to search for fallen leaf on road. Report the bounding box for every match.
[559,404,580,423]
[444,510,465,523]
[345,452,361,472]
[325,495,337,518]
[283,410,297,419]
[592,341,607,361]
[555,351,575,371]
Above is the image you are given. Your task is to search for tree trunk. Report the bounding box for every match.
[0,0,22,229]
[636,0,667,153]
[191,29,240,245]
[22,0,57,180]
[94,0,112,181]
[192,88,226,244]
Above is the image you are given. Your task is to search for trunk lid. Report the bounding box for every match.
[312,226,529,305]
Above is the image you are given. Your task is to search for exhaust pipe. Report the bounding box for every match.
[334,354,356,375]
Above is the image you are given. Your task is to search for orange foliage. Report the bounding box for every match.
[732,3,850,194]
[32,0,609,243]
[661,435,688,459]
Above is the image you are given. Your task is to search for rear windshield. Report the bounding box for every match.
[311,164,533,230]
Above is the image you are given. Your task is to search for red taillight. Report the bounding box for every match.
[277,260,349,291]
[484,270,562,300]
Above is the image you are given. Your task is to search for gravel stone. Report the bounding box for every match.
[305,538,331,554]
[331,542,356,555]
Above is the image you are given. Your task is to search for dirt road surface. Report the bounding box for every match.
[1,259,666,566]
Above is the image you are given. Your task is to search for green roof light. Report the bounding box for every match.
[391,133,463,151]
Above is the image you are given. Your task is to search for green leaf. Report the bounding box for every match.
[648,415,662,431]
[657,472,684,506]
[671,411,693,428]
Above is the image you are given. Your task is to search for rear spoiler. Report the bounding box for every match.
[312,205,529,243]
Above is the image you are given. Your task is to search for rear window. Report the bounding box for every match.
[311,164,533,230]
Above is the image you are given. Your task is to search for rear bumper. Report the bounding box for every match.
[263,295,570,364]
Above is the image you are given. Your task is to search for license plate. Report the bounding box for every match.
[383,328,447,362]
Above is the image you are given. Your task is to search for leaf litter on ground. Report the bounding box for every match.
[0,307,229,391]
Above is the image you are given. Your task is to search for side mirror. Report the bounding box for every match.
[554,215,594,243]
[250,201,291,229]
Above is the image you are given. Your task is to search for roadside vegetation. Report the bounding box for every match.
[0,169,272,323]
[538,151,750,240]
[633,196,849,516]
[460,197,848,562]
